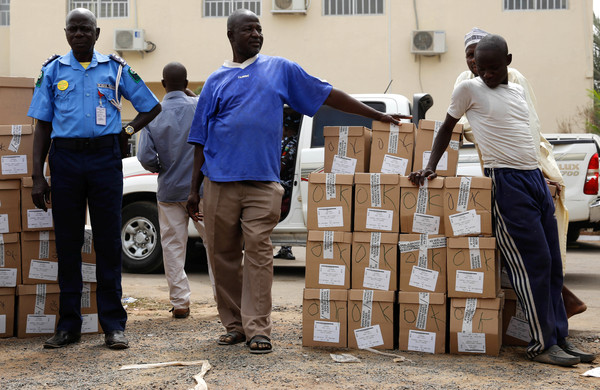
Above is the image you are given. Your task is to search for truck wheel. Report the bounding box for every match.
[567,226,581,243]
[121,201,163,273]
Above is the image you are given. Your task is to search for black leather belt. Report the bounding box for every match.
[53,134,117,151]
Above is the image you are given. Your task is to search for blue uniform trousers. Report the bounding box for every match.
[486,168,568,358]
[49,136,127,333]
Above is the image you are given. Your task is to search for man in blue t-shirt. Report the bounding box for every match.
[186,8,400,354]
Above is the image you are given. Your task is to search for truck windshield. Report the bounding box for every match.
[310,102,386,148]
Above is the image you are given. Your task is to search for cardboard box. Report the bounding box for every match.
[21,177,53,231]
[16,282,99,338]
[0,233,21,288]
[21,231,58,284]
[307,173,353,232]
[413,120,462,177]
[398,292,447,354]
[443,177,492,237]
[398,234,446,293]
[302,288,347,348]
[354,173,400,232]
[324,126,371,173]
[351,232,398,291]
[449,294,504,356]
[0,125,34,180]
[0,77,34,125]
[348,289,395,350]
[399,176,445,235]
[0,180,21,233]
[305,231,352,289]
[370,121,415,175]
[0,287,15,337]
[447,237,499,298]
[502,288,530,346]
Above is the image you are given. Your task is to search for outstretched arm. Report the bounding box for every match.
[324,88,406,124]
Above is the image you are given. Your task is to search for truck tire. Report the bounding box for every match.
[567,226,581,243]
[121,201,163,273]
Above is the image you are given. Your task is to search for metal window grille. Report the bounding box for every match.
[503,0,567,10]
[204,0,261,17]
[69,0,129,18]
[0,0,9,26]
[323,0,384,16]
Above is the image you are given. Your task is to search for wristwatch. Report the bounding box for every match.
[123,125,135,136]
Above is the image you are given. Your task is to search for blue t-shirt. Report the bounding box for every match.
[28,50,159,138]
[188,54,332,182]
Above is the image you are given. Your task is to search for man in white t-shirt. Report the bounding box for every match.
[409,34,595,367]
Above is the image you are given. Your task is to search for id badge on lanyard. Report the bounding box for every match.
[96,91,106,125]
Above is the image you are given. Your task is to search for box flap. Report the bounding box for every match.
[0,124,34,136]
[399,176,444,189]
[0,233,19,244]
[354,173,400,185]
[22,230,56,241]
[0,180,21,190]
[348,289,395,302]
[503,288,518,300]
[371,121,414,133]
[451,295,503,310]
[352,232,398,244]
[444,176,492,190]
[447,237,496,250]
[397,292,446,305]
[0,287,16,295]
[303,288,347,301]
[308,173,354,185]
[418,119,463,134]
[324,126,371,137]
[307,231,353,243]
[0,77,35,89]
[17,284,62,296]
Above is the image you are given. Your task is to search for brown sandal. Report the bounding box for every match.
[247,335,272,354]
[218,331,246,345]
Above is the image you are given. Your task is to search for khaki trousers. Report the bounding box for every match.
[203,179,283,340]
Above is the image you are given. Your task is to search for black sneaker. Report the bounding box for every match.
[274,247,295,260]
[532,345,580,366]
[559,340,596,363]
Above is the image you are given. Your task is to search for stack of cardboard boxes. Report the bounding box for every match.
[302,119,506,356]
[0,77,99,339]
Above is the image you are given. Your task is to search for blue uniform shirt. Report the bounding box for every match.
[28,50,158,138]
[188,54,332,183]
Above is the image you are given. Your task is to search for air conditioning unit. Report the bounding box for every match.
[114,29,146,51]
[411,30,446,55]
[272,0,307,13]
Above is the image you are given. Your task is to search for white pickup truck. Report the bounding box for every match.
[121,93,433,272]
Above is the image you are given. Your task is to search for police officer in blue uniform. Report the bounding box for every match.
[28,8,161,349]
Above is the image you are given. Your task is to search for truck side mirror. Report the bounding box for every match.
[412,93,434,128]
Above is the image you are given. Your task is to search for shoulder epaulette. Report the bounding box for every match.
[41,54,60,67]
[109,53,128,67]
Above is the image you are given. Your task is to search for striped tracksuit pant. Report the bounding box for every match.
[485,168,568,358]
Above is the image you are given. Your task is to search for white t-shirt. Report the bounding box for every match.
[448,77,538,170]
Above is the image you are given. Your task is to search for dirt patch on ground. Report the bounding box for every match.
[1,295,599,389]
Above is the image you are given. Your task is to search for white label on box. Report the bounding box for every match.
[0,214,9,233]
[369,232,381,268]
[361,289,373,327]
[338,126,349,156]
[82,262,97,283]
[408,330,436,354]
[468,237,481,269]
[0,314,5,334]
[428,237,447,249]
[399,240,420,253]
[409,266,439,292]
[27,209,53,229]
[82,229,93,254]
[388,124,399,154]
[0,268,17,287]
[10,125,22,152]
[370,173,382,207]
[325,173,336,200]
[363,268,390,291]
[29,260,58,281]
[82,283,91,308]
[318,264,345,286]
[1,155,28,175]
[365,208,394,231]
[457,332,486,353]
[449,210,481,236]
[331,155,356,174]
[313,320,340,343]
[39,231,50,241]
[416,292,430,330]
[0,243,4,267]
[462,298,477,333]
[457,177,472,212]
[354,324,384,349]
[381,154,408,175]
[423,151,448,171]
[35,284,47,314]
[317,207,344,228]
[506,316,531,342]
[39,239,50,259]
[26,314,56,334]
[319,289,330,320]
[82,313,99,333]
[455,270,484,294]
[418,234,429,268]
[412,213,440,234]
[449,140,460,151]
[416,181,428,214]
[323,231,334,259]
